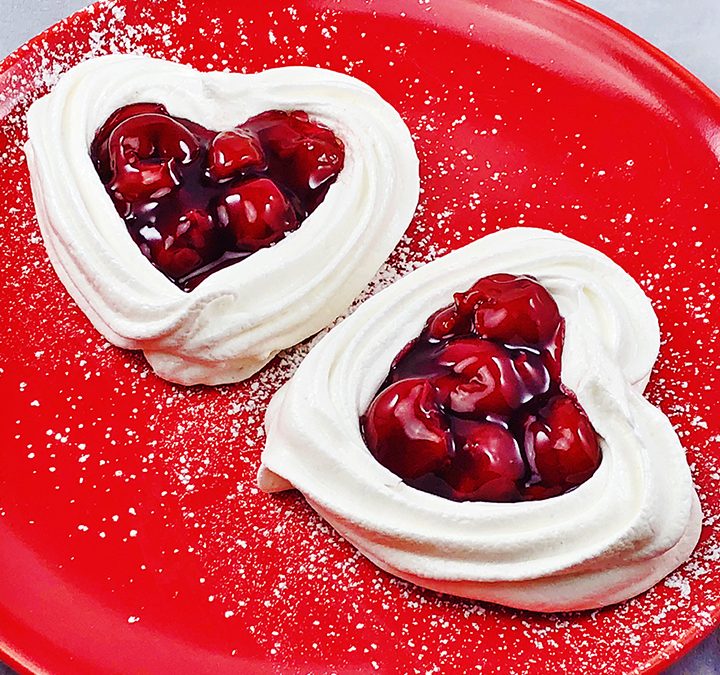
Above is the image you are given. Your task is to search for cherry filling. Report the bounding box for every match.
[90,104,345,291]
[361,274,602,502]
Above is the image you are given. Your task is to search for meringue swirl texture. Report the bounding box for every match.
[25,55,419,385]
[258,227,702,612]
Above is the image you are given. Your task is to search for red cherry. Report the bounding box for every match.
[442,422,525,502]
[432,339,516,416]
[207,129,266,182]
[520,394,601,497]
[425,305,466,340]
[245,110,345,211]
[457,273,561,347]
[109,163,179,215]
[107,113,199,204]
[216,178,298,252]
[91,102,168,180]
[362,378,453,480]
[431,338,549,417]
[140,208,222,281]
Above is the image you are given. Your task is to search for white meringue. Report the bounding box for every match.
[258,227,701,612]
[25,54,419,385]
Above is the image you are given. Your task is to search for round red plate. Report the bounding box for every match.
[1,1,719,673]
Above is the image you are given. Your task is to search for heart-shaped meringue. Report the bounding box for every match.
[25,55,419,385]
[258,227,701,612]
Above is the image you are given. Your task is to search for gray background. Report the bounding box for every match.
[0,0,718,673]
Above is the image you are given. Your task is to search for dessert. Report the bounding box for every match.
[258,227,702,612]
[26,55,419,385]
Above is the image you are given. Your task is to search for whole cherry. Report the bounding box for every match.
[207,129,266,182]
[363,378,453,480]
[92,102,168,182]
[425,305,465,341]
[442,421,526,502]
[139,208,222,281]
[107,113,199,206]
[431,338,550,417]
[520,394,601,498]
[462,274,562,347]
[215,178,298,252]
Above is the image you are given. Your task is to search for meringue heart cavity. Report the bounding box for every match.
[25,55,419,385]
[258,227,702,612]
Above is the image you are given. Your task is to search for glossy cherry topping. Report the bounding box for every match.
[363,378,453,480]
[361,274,601,502]
[91,104,345,291]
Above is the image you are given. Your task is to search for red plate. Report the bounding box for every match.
[1,0,719,672]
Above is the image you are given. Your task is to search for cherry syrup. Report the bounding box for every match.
[91,104,345,291]
[361,274,601,502]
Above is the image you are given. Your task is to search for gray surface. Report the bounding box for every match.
[0,1,718,674]
[583,0,720,93]
[0,0,87,57]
